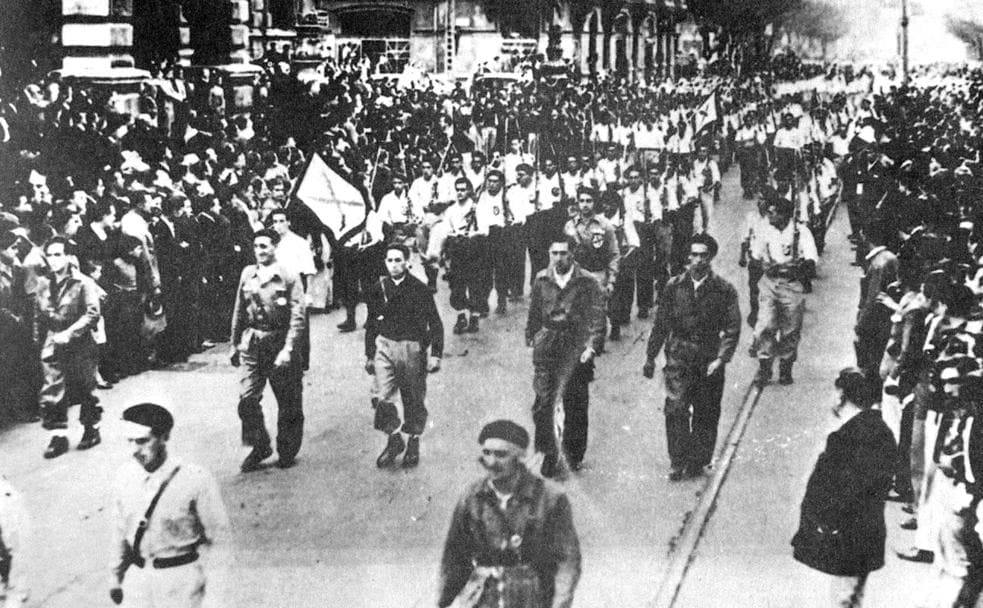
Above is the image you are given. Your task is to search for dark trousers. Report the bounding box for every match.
[532,362,593,466]
[0,322,41,420]
[500,224,527,298]
[737,146,759,194]
[664,359,725,469]
[747,260,763,326]
[669,206,696,274]
[336,244,384,318]
[104,288,145,375]
[473,232,503,313]
[448,236,487,312]
[893,399,916,501]
[634,222,657,312]
[238,338,304,461]
[157,278,198,362]
[527,207,570,283]
[609,248,638,325]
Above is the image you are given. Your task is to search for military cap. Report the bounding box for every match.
[478,420,529,449]
[122,403,174,435]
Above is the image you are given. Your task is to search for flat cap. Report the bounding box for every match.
[478,420,529,449]
[122,403,174,435]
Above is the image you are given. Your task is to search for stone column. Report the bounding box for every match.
[60,0,149,115]
[184,0,262,112]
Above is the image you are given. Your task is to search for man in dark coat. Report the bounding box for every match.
[792,367,896,606]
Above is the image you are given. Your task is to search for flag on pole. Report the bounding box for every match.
[290,152,369,240]
[693,89,719,137]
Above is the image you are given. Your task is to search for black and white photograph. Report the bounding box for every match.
[2,0,983,606]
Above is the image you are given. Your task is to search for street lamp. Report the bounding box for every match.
[900,0,909,85]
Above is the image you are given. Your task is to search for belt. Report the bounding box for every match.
[132,551,199,569]
[247,324,285,333]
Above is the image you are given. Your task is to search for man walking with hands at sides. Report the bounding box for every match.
[364,243,443,469]
[526,236,607,478]
[231,228,307,472]
[644,233,740,481]
[110,403,229,608]
[438,420,581,608]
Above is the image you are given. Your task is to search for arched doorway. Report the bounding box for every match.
[610,9,632,77]
[580,7,602,76]
[333,4,412,72]
[132,0,181,70]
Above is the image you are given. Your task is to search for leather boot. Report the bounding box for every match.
[779,359,794,385]
[755,358,773,386]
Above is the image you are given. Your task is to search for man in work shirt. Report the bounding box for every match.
[364,243,443,469]
[36,237,103,459]
[231,228,307,472]
[110,403,229,608]
[526,236,606,477]
[750,196,818,386]
[644,233,741,480]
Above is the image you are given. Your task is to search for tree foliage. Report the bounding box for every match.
[783,1,850,58]
[947,15,983,60]
[687,0,805,67]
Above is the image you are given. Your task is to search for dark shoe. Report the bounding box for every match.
[637,308,650,320]
[609,324,621,341]
[900,517,918,530]
[97,379,114,390]
[467,316,479,333]
[77,427,101,450]
[668,467,687,482]
[376,432,405,468]
[453,313,468,335]
[402,436,420,468]
[276,456,297,469]
[755,359,773,386]
[478,311,488,319]
[240,445,273,472]
[778,360,794,385]
[201,340,217,349]
[496,300,507,315]
[337,320,357,333]
[685,464,706,478]
[746,312,758,328]
[540,452,558,478]
[902,503,916,515]
[895,547,933,563]
[44,436,69,459]
[568,459,584,472]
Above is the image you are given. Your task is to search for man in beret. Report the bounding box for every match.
[438,420,580,608]
[231,228,307,472]
[109,403,229,608]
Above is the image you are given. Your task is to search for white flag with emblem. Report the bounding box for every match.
[693,89,719,137]
[291,152,368,239]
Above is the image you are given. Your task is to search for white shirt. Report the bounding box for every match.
[554,266,574,290]
[773,127,804,150]
[111,457,228,569]
[537,173,562,211]
[276,230,317,278]
[752,220,819,267]
[475,190,506,234]
[377,190,420,225]
[445,200,476,236]
[409,175,439,213]
[506,182,537,225]
[623,185,661,222]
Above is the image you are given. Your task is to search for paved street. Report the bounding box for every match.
[0,165,903,608]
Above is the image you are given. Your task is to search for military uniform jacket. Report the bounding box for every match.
[438,467,581,608]
[647,271,741,365]
[363,274,444,359]
[230,262,306,357]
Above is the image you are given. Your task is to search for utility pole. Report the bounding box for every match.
[900,0,909,85]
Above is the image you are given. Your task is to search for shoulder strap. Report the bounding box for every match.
[131,466,181,558]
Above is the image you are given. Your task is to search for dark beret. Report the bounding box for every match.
[478,419,529,449]
[122,402,174,435]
